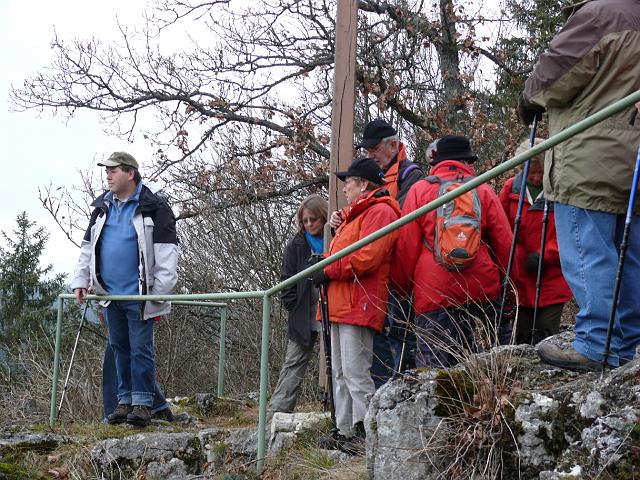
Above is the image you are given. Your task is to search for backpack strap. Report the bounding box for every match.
[400,162,420,181]
[425,175,441,184]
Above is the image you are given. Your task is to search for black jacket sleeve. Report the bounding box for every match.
[280,239,300,312]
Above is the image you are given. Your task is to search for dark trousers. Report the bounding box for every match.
[515,302,565,345]
[414,303,496,369]
[371,295,415,389]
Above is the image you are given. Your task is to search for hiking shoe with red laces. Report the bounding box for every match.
[127,405,151,427]
[107,404,132,425]
[537,342,604,372]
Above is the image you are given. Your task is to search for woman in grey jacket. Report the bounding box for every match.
[268,195,327,417]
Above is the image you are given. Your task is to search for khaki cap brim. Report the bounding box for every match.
[97,159,124,167]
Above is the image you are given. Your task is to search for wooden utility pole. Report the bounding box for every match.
[320,0,358,391]
[325,0,358,245]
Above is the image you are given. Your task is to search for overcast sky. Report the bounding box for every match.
[0,0,158,279]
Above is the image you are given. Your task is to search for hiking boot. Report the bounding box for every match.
[537,342,603,372]
[127,405,151,427]
[316,429,348,450]
[107,404,132,425]
[339,421,366,456]
[338,434,365,456]
[151,407,175,422]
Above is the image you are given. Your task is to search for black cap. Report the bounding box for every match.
[336,157,385,185]
[433,135,478,164]
[355,119,397,149]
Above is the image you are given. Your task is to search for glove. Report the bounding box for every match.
[311,268,330,287]
[525,252,541,274]
[307,254,324,266]
[517,92,545,126]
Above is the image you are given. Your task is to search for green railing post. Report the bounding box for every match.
[217,306,228,397]
[49,297,64,427]
[256,294,272,473]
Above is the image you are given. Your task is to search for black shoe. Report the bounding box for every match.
[339,421,366,456]
[127,405,151,427]
[316,429,348,450]
[107,404,132,425]
[151,407,175,422]
[338,434,365,456]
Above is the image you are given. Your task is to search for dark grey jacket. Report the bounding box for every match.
[280,232,318,347]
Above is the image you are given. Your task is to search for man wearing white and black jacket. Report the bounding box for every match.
[70,151,179,426]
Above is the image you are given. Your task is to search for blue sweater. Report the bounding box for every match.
[98,183,143,295]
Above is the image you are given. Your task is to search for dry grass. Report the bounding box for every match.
[408,298,531,479]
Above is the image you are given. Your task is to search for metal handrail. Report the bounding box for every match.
[50,90,640,472]
[50,295,229,425]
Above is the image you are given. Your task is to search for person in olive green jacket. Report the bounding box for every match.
[518,0,640,371]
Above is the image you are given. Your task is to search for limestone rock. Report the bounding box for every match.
[366,370,443,480]
[91,432,201,479]
[366,332,640,480]
[0,431,69,455]
[515,393,559,468]
[267,411,330,455]
[146,457,189,479]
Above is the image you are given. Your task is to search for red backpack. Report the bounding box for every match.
[423,174,482,270]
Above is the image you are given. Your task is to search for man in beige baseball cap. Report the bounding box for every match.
[72,150,178,426]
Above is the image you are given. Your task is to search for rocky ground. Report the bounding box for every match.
[2,331,639,479]
[366,332,640,480]
[0,394,365,480]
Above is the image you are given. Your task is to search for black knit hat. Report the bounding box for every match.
[355,119,397,149]
[336,157,385,185]
[433,135,478,164]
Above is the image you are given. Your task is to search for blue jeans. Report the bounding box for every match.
[102,344,168,419]
[554,203,640,365]
[104,301,156,406]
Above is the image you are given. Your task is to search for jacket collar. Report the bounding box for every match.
[91,183,163,211]
[344,186,396,222]
[383,142,408,178]
[429,160,476,177]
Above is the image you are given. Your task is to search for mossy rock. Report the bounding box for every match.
[433,368,475,417]
[0,461,39,480]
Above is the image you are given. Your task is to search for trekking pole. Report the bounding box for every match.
[601,144,640,372]
[318,283,337,428]
[57,302,90,419]
[531,198,550,345]
[393,295,413,377]
[498,116,538,331]
[395,319,410,376]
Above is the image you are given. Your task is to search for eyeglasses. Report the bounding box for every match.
[302,216,320,225]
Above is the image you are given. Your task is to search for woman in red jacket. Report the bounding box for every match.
[499,138,572,345]
[312,157,400,453]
